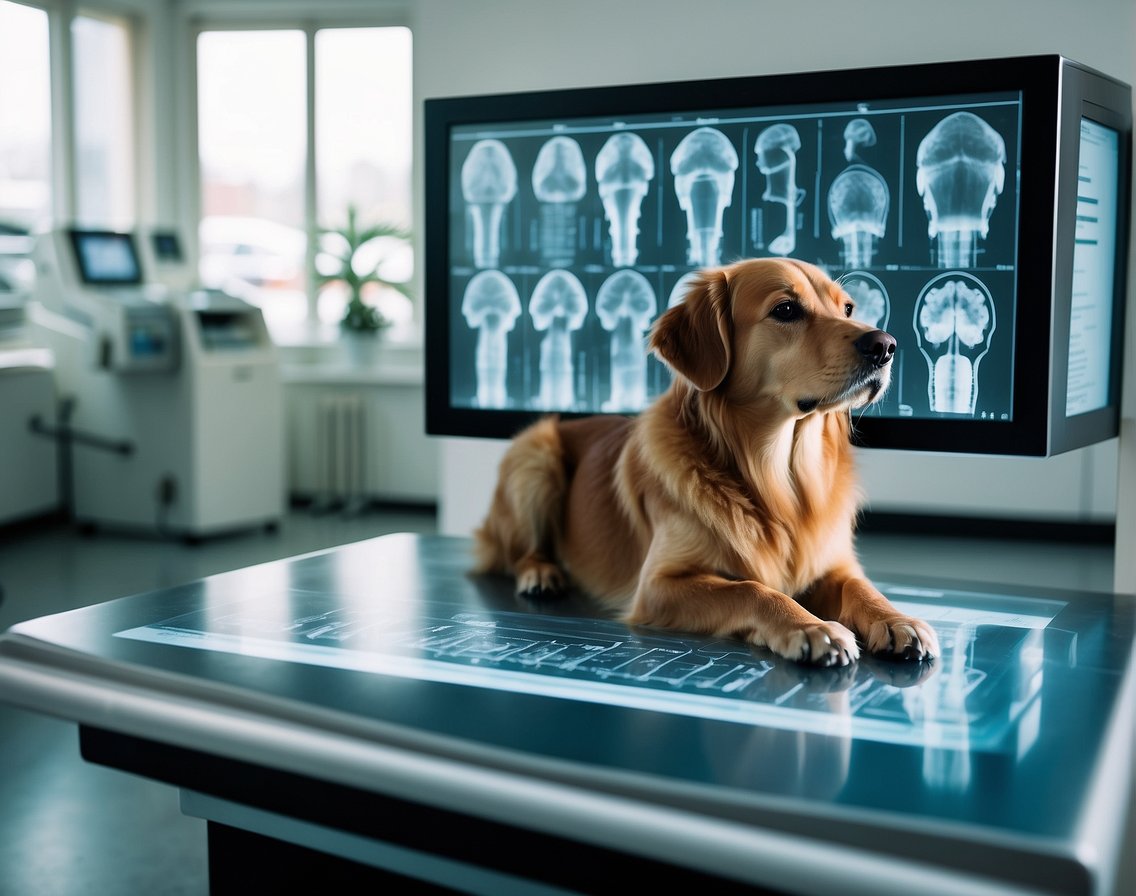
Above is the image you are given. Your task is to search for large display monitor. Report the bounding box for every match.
[424,55,1131,456]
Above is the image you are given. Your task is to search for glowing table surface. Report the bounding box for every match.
[1,532,1133,895]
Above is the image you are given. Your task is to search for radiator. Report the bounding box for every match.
[315,394,367,507]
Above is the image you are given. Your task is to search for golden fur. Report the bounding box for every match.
[473,258,938,666]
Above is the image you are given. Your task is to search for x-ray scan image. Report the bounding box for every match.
[596,132,655,267]
[530,269,589,410]
[462,270,521,408]
[915,272,996,416]
[462,140,518,269]
[755,124,804,256]
[916,112,1007,269]
[671,127,739,267]
[828,165,889,268]
[532,136,588,267]
[448,89,1020,422]
[596,269,657,411]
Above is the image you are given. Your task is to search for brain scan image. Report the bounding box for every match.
[827,165,889,269]
[670,127,739,267]
[596,269,657,411]
[461,140,519,269]
[461,270,522,408]
[843,118,877,163]
[528,270,589,410]
[916,112,1007,269]
[595,132,655,267]
[914,272,996,415]
[532,136,588,267]
[840,271,890,330]
[755,123,805,256]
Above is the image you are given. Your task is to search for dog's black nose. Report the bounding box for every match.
[855,329,896,368]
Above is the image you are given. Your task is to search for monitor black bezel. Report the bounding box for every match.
[424,54,1129,456]
[67,228,144,287]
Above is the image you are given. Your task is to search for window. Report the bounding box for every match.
[315,27,413,327]
[0,1,51,293]
[197,30,307,324]
[196,25,413,339]
[72,13,136,227]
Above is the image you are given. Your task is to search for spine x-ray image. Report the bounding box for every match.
[448,91,1020,421]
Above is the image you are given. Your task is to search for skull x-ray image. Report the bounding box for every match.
[914,272,996,415]
[596,269,657,411]
[448,89,1020,420]
[755,124,804,256]
[916,112,1007,269]
[828,165,889,269]
[532,136,587,267]
[595,132,655,267]
[461,140,518,269]
[529,269,589,410]
[671,127,739,267]
[461,270,522,408]
[843,118,877,163]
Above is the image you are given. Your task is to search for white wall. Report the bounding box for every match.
[408,0,1136,536]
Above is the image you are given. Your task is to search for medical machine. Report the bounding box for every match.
[0,293,58,525]
[28,227,284,540]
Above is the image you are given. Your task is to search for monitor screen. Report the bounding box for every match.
[151,231,184,263]
[1066,118,1120,417]
[425,56,1131,455]
[68,230,143,286]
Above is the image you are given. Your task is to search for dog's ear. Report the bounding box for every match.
[649,269,732,391]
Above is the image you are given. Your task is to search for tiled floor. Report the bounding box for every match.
[0,504,439,896]
[0,508,1128,894]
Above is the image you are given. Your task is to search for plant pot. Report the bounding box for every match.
[341,329,385,367]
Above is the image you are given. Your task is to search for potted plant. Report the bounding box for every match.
[315,204,412,339]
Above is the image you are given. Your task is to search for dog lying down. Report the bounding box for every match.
[473,257,939,667]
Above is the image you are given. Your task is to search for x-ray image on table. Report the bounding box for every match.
[446,90,1022,420]
[116,581,1067,753]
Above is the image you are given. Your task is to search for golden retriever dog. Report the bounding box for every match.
[473,258,939,667]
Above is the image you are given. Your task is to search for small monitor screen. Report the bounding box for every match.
[69,230,143,286]
[1065,118,1120,417]
[151,231,183,262]
[446,92,1022,423]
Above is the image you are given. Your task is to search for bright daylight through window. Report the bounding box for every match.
[197,26,413,339]
[0,1,51,295]
[73,13,135,229]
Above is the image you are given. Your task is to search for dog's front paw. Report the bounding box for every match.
[515,560,567,601]
[773,622,860,667]
[865,616,940,662]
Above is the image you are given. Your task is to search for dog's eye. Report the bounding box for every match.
[770,300,804,322]
[844,302,854,318]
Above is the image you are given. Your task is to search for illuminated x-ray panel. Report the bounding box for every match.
[446,91,1021,421]
[116,583,1065,753]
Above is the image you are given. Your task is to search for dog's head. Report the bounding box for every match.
[650,258,894,418]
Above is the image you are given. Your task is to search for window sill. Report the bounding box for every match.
[272,319,425,386]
